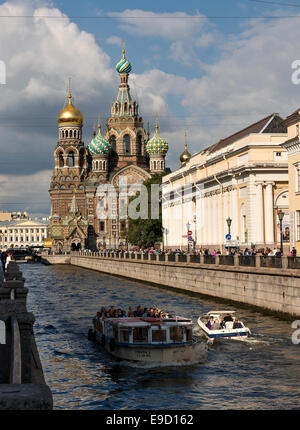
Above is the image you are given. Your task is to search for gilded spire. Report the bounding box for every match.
[68,77,72,99]
[97,112,101,133]
[122,39,125,59]
[155,112,159,135]
[180,131,191,165]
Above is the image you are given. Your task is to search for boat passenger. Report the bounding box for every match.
[211,319,221,330]
[147,308,155,317]
[142,308,148,317]
[127,307,134,317]
[134,306,143,317]
[233,318,243,329]
[206,316,214,329]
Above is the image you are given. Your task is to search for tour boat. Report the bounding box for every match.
[88,314,205,363]
[197,310,251,340]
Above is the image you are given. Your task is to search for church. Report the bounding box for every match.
[48,44,169,252]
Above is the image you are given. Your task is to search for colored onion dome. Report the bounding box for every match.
[116,40,132,74]
[89,118,110,155]
[146,114,168,155]
[180,132,191,165]
[57,79,83,125]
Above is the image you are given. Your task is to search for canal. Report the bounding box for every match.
[24,263,300,410]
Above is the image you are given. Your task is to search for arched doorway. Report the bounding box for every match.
[71,240,81,251]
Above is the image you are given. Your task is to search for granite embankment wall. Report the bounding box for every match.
[0,261,53,410]
[43,253,300,318]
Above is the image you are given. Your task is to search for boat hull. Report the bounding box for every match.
[197,318,250,340]
[94,330,202,363]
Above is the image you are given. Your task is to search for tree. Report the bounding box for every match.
[127,173,166,248]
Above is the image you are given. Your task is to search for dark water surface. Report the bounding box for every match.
[23,263,300,410]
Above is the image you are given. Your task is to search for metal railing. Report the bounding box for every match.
[260,256,282,268]
[219,255,234,266]
[204,255,216,264]
[73,251,300,272]
[288,257,300,269]
[239,255,256,267]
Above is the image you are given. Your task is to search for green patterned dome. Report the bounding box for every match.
[146,116,168,155]
[89,130,110,155]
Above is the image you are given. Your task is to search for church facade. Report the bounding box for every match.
[49,45,168,252]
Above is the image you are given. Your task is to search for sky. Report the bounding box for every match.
[1,0,300,216]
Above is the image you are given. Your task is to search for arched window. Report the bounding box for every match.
[70,130,73,138]
[110,135,117,152]
[137,134,142,155]
[58,152,64,167]
[68,151,75,167]
[153,160,157,170]
[79,149,85,169]
[124,134,130,154]
[65,130,68,138]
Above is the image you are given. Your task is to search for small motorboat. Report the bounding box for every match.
[88,311,206,363]
[197,310,251,340]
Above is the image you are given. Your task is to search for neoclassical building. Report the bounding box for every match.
[281,108,300,254]
[162,114,289,252]
[49,44,168,252]
[0,220,48,249]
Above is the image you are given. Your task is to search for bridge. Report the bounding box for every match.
[0,261,53,410]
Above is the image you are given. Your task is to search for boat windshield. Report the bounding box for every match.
[133,327,148,343]
[152,329,166,342]
[170,326,184,342]
[119,328,131,342]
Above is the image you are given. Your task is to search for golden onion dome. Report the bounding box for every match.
[180,142,191,165]
[57,79,83,125]
[57,94,83,125]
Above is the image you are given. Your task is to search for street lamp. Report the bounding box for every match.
[277,210,284,256]
[226,217,232,236]
[186,221,190,253]
[226,217,232,255]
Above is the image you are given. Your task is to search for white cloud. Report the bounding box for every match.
[0,0,113,110]
[106,35,122,46]
[107,9,209,40]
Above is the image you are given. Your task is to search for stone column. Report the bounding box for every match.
[33,228,37,243]
[255,182,264,244]
[12,228,16,244]
[230,185,238,241]
[265,182,275,244]
[18,229,21,243]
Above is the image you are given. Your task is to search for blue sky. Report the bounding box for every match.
[1,0,300,216]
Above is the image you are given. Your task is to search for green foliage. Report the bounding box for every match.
[127,173,166,248]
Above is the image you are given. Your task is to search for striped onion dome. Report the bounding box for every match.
[116,41,132,74]
[116,57,132,74]
[89,131,110,155]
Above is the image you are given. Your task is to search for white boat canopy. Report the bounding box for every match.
[206,310,236,315]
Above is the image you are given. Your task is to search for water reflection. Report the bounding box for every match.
[24,263,300,410]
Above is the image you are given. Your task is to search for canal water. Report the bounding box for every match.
[23,263,300,410]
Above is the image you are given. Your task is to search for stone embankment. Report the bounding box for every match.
[43,252,300,318]
[0,261,53,410]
